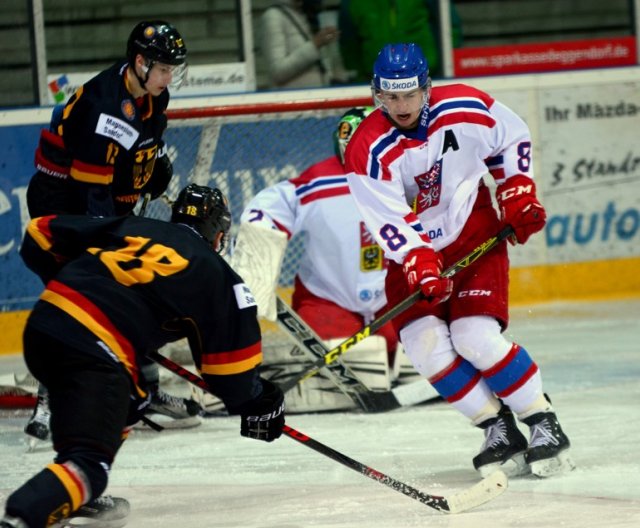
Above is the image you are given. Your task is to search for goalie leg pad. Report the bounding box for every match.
[326,336,390,392]
[261,343,356,413]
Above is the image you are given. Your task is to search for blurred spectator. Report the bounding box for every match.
[260,0,343,89]
[339,0,462,82]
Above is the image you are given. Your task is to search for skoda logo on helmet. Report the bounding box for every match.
[379,76,419,92]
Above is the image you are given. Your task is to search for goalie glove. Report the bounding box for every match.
[402,247,453,307]
[496,175,547,245]
[239,379,285,442]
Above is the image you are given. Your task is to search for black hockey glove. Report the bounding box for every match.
[145,142,173,200]
[240,378,285,442]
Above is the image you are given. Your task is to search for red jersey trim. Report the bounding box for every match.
[41,280,142,395]
[200,341,263,376]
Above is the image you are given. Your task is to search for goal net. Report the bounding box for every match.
[151,95,372,359]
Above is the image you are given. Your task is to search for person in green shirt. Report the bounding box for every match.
[339,0,462,82]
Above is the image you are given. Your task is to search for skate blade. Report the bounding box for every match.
[478,453,531,479]
[25,436,51,453]
[530,450,576,477]
[133,414,201,430]
[52,518,127,528]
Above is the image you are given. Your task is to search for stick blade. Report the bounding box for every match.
[444,470,508,514]
[353,390,400,412]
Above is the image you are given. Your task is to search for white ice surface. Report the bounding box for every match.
[1,299,639,527]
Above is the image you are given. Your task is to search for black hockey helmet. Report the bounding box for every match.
[127,21,187,66]
[171,184,231,252]
[127,21,188,89]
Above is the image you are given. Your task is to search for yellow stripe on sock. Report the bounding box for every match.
[46,463,85,510]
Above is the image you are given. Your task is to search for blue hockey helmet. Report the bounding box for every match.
[372,43,429,92]
[333,106,374,164]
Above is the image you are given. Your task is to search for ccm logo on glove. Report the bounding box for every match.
[496,175,547,245]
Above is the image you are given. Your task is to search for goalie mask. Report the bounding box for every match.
[333,106,374,165]
[127,20,188,89]
[171,184,231,253]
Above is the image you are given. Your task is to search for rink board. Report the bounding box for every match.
[1,256,639,355]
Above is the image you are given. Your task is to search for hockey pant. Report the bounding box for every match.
[5,326,133,527]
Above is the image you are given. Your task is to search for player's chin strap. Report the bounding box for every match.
[134,60,153,92]
[147,349,508,514]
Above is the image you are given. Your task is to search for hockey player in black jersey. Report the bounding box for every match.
[23,20,198,447]
[0,184,286,528]
[27,20,187,217]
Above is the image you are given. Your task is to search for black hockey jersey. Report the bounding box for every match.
[21,214,263,411]
[34,61,171,216]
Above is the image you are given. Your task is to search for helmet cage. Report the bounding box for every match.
[371,43,430,112]
[372,77,431,113]
[171,184,231,252]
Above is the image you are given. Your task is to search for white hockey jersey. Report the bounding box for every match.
[240,156,388,320]
[345,83,534,264]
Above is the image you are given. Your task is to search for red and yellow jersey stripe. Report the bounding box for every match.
[41,280,144,397]
[200,341,262,376]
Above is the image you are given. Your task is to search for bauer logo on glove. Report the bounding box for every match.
[240,379,285,442]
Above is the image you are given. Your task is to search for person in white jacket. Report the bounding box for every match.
[259,0,340,89]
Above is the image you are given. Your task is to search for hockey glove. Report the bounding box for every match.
[496,175,547,245]
[144,142,173,200]
[402,247,453,306]
[240,378,285,442]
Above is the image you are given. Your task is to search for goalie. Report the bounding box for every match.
[229,107,418,413]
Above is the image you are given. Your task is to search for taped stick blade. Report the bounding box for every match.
[444,470,508,514]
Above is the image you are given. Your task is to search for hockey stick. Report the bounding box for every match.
[278,225,515,395]
[284,425,507,514]
[148,350,508,514]
[275,297,439,412]
[138,192,151,217]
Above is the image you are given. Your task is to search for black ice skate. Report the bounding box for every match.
[0,515,28,528]
[139,388,202,429]
[523,410,575,477]
[473,406,529,478]
[0,496,130,528]
[51,495,130,528]
[24,388,51,450]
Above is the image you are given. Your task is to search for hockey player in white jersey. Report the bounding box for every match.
[240,106,398,363]
[344,43,574,478]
